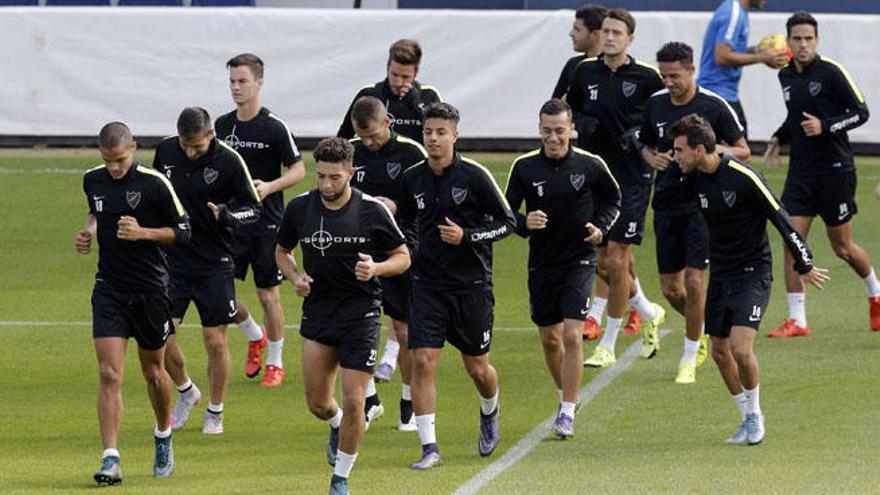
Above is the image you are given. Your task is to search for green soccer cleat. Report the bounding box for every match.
[675,362,696,384]
[641,303,665,359]
[696,334,709,367]
[584,345,616,368]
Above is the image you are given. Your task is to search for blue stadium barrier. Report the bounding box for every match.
[0,0,38,4]
[400,0,880,14]
[119,0,182,5]
[46,0,110,4]
[192,0,254,6]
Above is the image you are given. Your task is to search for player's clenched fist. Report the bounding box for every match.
[116,216,143,241]
[292,273,313,298]
[75,230,93,254]
[355,252,378,281]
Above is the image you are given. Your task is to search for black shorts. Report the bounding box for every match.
[606,182,651,245]
[233,234,284,288]
[654,209,710,273]
[408,285,495,356]
[781,172,857,227]
[169,270,237,328]
[380,271,411,322]
[528,264,595,326]
[301,317,381,373]
[705,273,772,338]
[727,100,748,139]
[91,283,172,351]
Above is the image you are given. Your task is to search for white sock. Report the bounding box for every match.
[176,378,193,393]
[401,384,412,401]
[732,391,747,421]
[480,390,499,415]
[559,401,576,417]
[366,378,377,398]
[102,448,119,459]
[415,414,436,445]
[681,337,700,365]
[587,296,607,321]
[333,450,358,479]
[787,292,807,328]
[557,389,564,402]
[328,408,343,429]
[380,339,400,367]
[266,338,284,368]
[863,268,880,297]
[154,425,171,438]
[744,385,761,415]
[629,291,657,321]
[598,317,623,352]
[633,277,644,295]
[207,403,223,414]
[238,314,263,341]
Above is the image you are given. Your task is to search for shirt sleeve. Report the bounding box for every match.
[639,99,659,148]
[221,147,262,228]
[275,199,301,249]
[714,6,743,48]
[273,115,303,166]
[463,166,516,245]
[369,200,407,253]
[503,160,529,238]
[588,156,622,237]
[153,174,191,245]
[823,62,870,135]
[83,174,94,213]
[714,100,745,144]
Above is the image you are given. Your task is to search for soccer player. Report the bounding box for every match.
[349,96,428,431]
[660,114,828,445]
[764,12,876,336]
[505,99,621,438]
[215,53,305,387]
[153,107,262,435]
[275,137,410,495]
[552,4,608,99]
[337,39,442,144]
[399,102,515,469]
[697,0,790,136]
[640,42,751,384]
[78,122,190,484]
[566,8,666,367]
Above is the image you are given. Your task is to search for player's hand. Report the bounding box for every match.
[761,49,790,69]
[583,222,603,245]
[375,196,398,215]
[75,230,93,254]
[292,273,313,298]
[116,216,143,241]
[355,252,378,281]
[800,112,823,137]
[438,216,464,245]
[525,210,548,230]
[649,150,674,171]
[763,137,781,169]
[801,266,830,290]
[253,179,272,201]
[207,202,221,220]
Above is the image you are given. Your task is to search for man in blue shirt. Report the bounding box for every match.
[697,0,789,137]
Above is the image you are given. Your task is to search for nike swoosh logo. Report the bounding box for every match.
[588,84,599,90]
[657,122,667,127]
[748,316,761,322]
[624,232,637,238]
[532,181,546,187]
[228,309,238,318]
[480,340,491,349]
[838,213,848,221]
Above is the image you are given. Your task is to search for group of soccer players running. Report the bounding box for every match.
[76,2,873,493]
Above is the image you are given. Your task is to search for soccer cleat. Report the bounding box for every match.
[582,316,602,341]
[478,407,500,457]
[746,412,765,445]
[869,296,880,331]
[623,307,642,335]
[202,410,224,435]
[767,319,809,338]
[245,327,267,378]
[373,362,394,382]
[398,399,417,432]
[552,413,575,439]
[696,334,709,367]
[260,365,286,387]
[170,385,201,431]
[641,303,665,359]
[327,426,339,466]
[584,345,616,368]
[675,362,696,384]
[329,474,349,495]
[153,435,174,478]
[411,445,442,470]
[93,455,122,486]
[725,420,749,445]
[364,394,385,431]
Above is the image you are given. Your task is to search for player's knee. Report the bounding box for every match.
[412,351,434,371]
[831,239,853,261]
[710,343,728,363]
[730,345,753,364]
[605,255,626,277]
[684,272,704,295]
[660,283,686,306]
[256,288,280,308]
[202,333,227,355]
[98,362,123,387]
[465,361,492,382]
[306,395,335,418]
[142,366,166,388]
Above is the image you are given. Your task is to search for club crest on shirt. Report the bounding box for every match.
[622,81,637,98]
[125,190,141,209]
[387,162,402,179]
[809,81,822,97]
[452,187,468,205]
[722,190,736,207]
[204,167,219,185]
[570,174,585,191]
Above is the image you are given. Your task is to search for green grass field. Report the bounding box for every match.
[1,149,879,494]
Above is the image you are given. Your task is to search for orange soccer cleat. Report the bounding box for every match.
[622,307,642,335]
[582,316,602,341]
[869,296,880,331]
[767,319,809,338]
[245,327,267,378]
[260,365,285,387]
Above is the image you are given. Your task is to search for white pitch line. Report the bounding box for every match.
[452,329,671,495]
[0,320,535,333]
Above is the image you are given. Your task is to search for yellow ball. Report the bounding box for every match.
[759,33,788,53]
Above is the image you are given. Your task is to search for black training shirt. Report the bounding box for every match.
[552,53,589,100]
[337,79,442,144]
